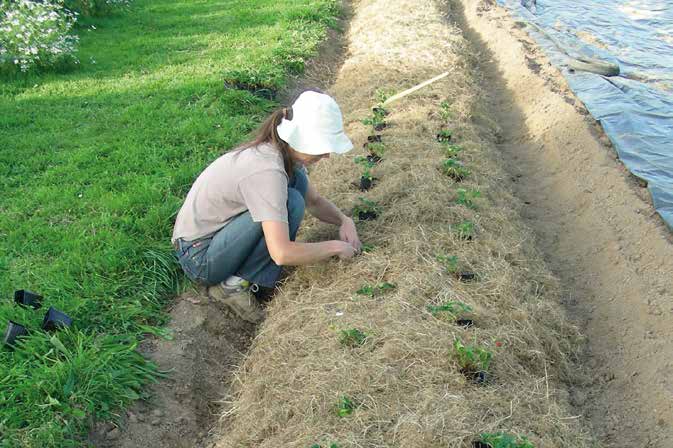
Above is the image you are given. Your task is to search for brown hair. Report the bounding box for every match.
[234,88,326,179]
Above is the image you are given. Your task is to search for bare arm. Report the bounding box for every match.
[305,181,362,251]
[262,221,354,266]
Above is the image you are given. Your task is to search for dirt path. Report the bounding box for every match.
[454,0,673,446]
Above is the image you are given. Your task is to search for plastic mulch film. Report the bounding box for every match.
[498,0,673,229]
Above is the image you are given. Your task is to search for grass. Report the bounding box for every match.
[0,0,339,445]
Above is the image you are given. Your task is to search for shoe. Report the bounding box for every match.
[207,280,265,324]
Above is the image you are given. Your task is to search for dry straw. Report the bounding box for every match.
[214,0,593,446]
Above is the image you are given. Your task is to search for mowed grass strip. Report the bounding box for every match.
[0,0,339,446]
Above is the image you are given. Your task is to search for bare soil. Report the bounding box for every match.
[456,0,673,446]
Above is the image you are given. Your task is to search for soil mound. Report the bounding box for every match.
[212,0,594,446]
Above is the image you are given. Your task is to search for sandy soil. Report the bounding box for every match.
[456,0,673,446]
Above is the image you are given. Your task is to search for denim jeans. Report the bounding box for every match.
[175,167,308,288]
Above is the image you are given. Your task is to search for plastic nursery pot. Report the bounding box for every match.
[14,289,43,309]
[436,132,452,143]
[3,321,28,347]
[472,442,492,448]
[367,135,383,143]
[455,319,474,328]
[456,272,477,282]
[42,307,73,332]
[472,370,488,384]
[360,177,374,191]
[366,154,382,164]
[372,107,389,116]
[357,210,378,221]
[374,123,387,131]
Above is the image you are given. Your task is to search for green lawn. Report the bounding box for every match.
[0,1,338,445]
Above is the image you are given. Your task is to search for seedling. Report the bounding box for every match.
[356,282,396,297]
[436,129,452,143]
[436,254,459,273]
[427,301,472,319]
[375,88,393,105]
[42,307,73,331]
[456,188,481,209]
[354,156,376,191]
[443,144,463,159]
[339,328,367,347]
[365,141,386,159]
[454,220,475,240]
[14,289,42,309]
[3,321,28,348]
[442,158,470,181]
[439,100,452,121]
[353,197,380,221]
[336,395,357,417]
[361,107,387,131]
[453,339,492,383]
[476,433,535,448]
[360,243,374,253]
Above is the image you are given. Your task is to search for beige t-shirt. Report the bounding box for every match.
[172,143,289,243]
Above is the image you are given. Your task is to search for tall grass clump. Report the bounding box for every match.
[0,0,340,445]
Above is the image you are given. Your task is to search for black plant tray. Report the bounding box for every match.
[374,123,387,131]
[42,307,73,331]
[457,272,476,282]
[14,290,42,309]
[360,177,377,191]
[367,135,382,143]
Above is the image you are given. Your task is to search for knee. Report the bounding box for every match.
[287,188,305,225]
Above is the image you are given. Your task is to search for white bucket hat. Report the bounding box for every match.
[277,91,353,155]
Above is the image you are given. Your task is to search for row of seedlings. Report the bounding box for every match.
[435,100,534,448]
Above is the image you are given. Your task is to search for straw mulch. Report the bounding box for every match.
[213,0,594,446]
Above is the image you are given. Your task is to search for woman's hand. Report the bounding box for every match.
[339,217,362,252]
[334,241,357,259]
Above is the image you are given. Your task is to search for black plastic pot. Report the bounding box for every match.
[367,135,382,143]
[472,370,488,384]
[360,177,373,191]
[357,210,378,221]
[456,319,474,328]
[457,272,476,282]
[372,107,389,116]
[3,321,28,347]
[374,123,387,131]
[42,307,73,331]
[436,132,452,143]
[14,290,43,309]
[366,154,382,164]
[472,442,491,448]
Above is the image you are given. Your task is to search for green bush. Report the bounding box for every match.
[0,0,79,72]
[64,0,131,16]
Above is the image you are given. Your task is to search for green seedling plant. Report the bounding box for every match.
[436,254,459,273]
[455,220,475,240]
[354,156,376,181]
[365,141,386,158]
[427,301,472,319]
[336,395,357,417]
[437,129,453,142]
[439,100,452,121]
[353,197,381,220]
[443,144,463,159]
[360,243,374,253]
[310,444,340,448]
[339,328,367,347]
[478,433,535,448]
[456,188,481,209]
[442,158,470,181]
[375,88,394,105]
[356,282,396,297]
[453,339,492,374]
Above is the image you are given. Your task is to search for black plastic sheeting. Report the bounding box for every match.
[498,0,673,229]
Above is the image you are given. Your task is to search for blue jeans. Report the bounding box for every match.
[174,167,308,288]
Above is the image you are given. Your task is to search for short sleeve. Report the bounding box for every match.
[238,169,289,223]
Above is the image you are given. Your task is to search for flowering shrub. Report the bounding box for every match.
[0,0,79,72]
[63,0,131,16]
